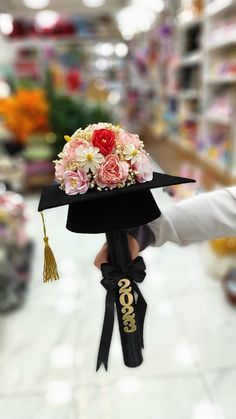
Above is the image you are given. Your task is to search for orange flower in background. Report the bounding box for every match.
[0,89,50,144]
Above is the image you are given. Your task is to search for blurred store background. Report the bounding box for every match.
[0,0,236,418]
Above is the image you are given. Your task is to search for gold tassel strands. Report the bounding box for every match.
[40,211,59,283]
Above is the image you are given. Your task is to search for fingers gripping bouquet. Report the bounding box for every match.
[54,123,153,196]
[39,122,195,370]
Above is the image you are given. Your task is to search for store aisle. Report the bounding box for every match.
[0,190,236,419]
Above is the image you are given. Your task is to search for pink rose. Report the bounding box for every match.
[116,129,142,148]
[63,138,88,160]
[96,154,129,188]
[63,170,89,195]
[133,152,153,183]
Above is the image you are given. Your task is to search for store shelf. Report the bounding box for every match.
[203,113,232,126]
[206,35,236,51]
[141,3,236,187]
[205,75,236,84]
[145,125,236,187]
[178,89,200,100]
[9,34,123,48]
[180,112,201,122]
[205,0,235,17]
[179,51,202,67]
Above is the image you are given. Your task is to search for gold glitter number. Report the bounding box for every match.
[118,278,137,333]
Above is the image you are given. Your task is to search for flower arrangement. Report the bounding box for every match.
[0,191,27,246]
[54,123,153,195]
[0,89,50,144]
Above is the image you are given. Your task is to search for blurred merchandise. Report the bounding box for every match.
[204,238,236,304]
[181,119,198,146]
[199,125,232,169]
[0,148,25,192]
[211,237,236,255]
[0,88,50,144]
[222,269,236,305]
[205,89,234,122]
[23,133,56,189]
[48,92,113,155]
[209,52,236,79]
[178,0,203,21]
[23,133,55,162]
[0,187,33,312]
[206,16,236,47]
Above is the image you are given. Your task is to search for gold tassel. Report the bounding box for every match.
[40,211,59,283]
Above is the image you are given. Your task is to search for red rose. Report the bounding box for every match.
[92,128,115,156]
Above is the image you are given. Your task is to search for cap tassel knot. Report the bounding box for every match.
[40,211,59,283]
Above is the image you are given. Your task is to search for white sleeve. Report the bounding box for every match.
[149,187,236,247]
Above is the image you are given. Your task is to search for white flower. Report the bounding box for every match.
[76,146,104,173]
[123,143,141,165]
[84,122,111,132]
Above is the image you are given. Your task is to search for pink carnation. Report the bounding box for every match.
[116,129,142,148]
[63,170,89,195]
[96,154,129,188]
[55,160,67,182]
[133,152,153,183]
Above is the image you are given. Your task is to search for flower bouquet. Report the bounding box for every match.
[54,122,153,196]
[38,123,195,370]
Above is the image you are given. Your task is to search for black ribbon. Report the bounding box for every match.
[96,256,147,371]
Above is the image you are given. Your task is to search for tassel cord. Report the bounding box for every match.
[40,211,59,283]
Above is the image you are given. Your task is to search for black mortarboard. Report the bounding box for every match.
[38,172,195,234]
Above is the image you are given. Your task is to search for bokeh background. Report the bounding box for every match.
[0,1,236,418]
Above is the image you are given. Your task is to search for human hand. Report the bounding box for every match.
[94,234,140,269]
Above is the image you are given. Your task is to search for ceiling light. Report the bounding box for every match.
[95,42,114,56]
[122,32,134,41]
[107,91,121,105]
[94,78,106,90]
[35,10,59,29]
[0,14,13,35]
[177,10,194,24]
[82,0,105,7]
[117,6,155,38]
[115,42,128,57]
[23,0,50,9]
[95,58,109,71]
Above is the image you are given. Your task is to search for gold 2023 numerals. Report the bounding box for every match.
[118,278,137,333]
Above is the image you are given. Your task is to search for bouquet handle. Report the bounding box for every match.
[106,230,143,368]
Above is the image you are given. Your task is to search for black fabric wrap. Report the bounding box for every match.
[96,256,147,371]
[127,224,156,251]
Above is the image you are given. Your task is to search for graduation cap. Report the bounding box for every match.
[39,171,195,233]
[38,123,195,370]
[38,172,194,282]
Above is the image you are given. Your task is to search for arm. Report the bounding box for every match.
[129,187,236,248]
[95,187,236,268]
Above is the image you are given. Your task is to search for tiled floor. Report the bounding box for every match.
[0,188,236,419]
